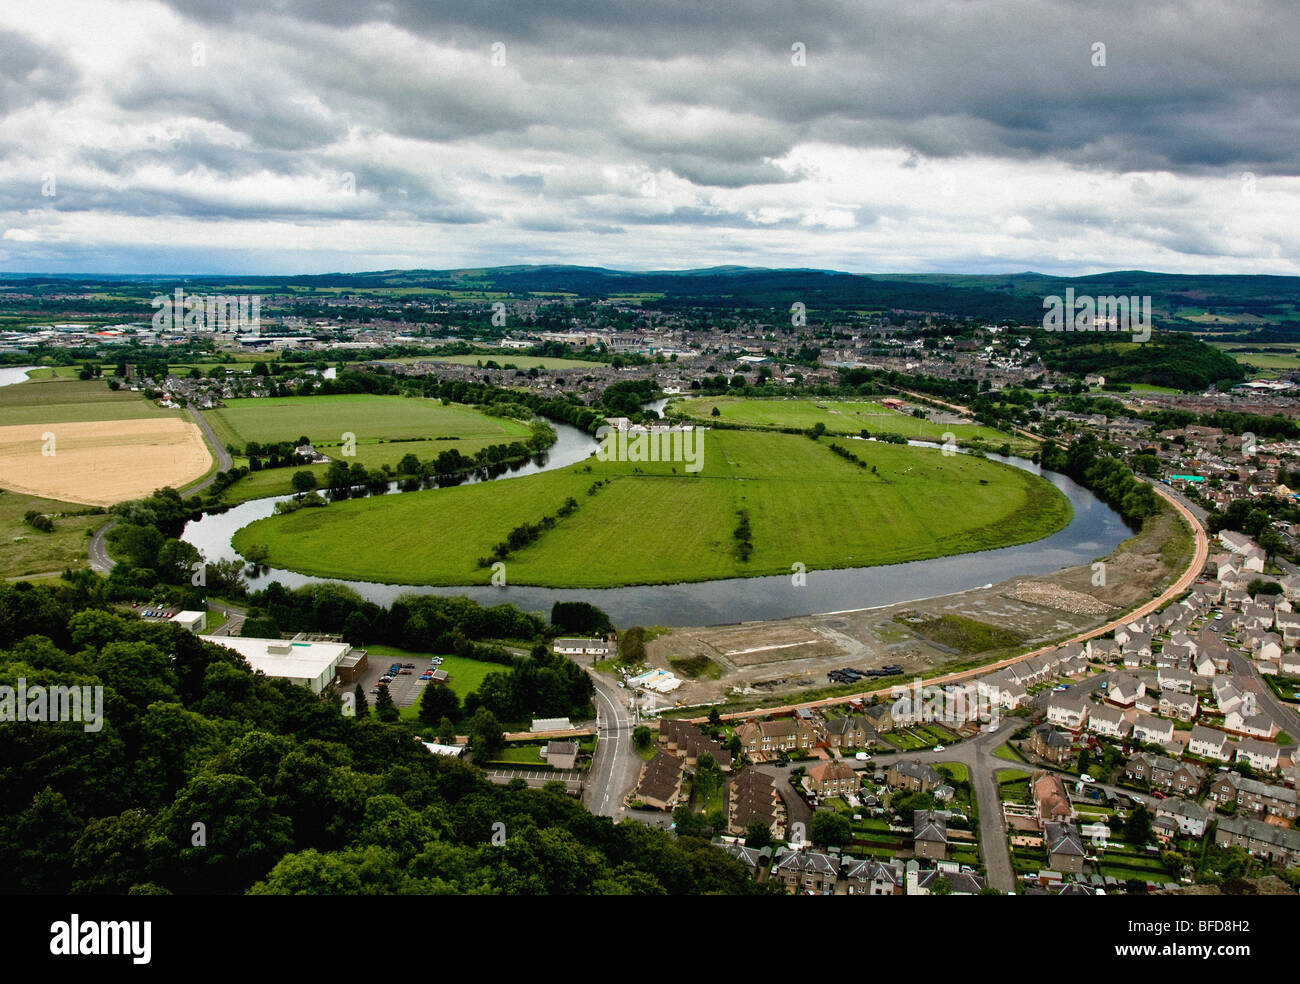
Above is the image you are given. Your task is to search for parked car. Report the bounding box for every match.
[398,670,412,675]
[932,745,945,752]
[855,751,870,761]
[1080,774,1096,783]
[402,663,416,669]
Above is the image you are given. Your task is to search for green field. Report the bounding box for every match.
[672,396,1022,448]
[0,376,178,426]
[364,644,500,700]
[233,427,1072,588]
[203,394,534,502]
[0,488,104,579]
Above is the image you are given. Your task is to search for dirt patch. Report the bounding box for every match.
[0,419,212,506]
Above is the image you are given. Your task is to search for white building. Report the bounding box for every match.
[200,635,352,694]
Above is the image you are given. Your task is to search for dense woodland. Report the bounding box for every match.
[0,579,763,895]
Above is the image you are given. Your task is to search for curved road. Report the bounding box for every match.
[88,403,230,575]
[701,480,1209,724]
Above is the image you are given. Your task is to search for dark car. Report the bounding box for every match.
[398,670,412,675]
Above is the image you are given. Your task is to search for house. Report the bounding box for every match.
[806,760,859,797]
[728,768,787,838]
[1279,652,1300,676]
[1207,773,1298,821]
[1046,694,1088,731]
[1125,753,1206,794]
[842,857,902,896]
[1086,703,1131,739]
[824,715,872,750]
[771,849,840,894]
[886,760,943,794]
[1186,725,1232,763]
[1033,771,1074,822]
[1223,709,1280,740]
[1158,692,1199,722]
[978,670,1027,709]
[861,703,895,733]
[912,810,949,861]
[1215,816,1300,866]
[907,860,987,896]
[733,718,818,757]
[1213,678,1244,715]
[1044,821,1086,874]
[545,740,579,769]
[658,719,733,770]
[1132,713,1175,746]
[1236,738,1281,773]
[552,637,615,657]
[721,843,770,875]
[1029,723,1074,765]
[1106,673,1145,707]
[1157,668,1196,694]
[634,751,684,810]
[1155,797,1210,837]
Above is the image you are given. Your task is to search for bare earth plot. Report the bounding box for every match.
[0,418,211,506]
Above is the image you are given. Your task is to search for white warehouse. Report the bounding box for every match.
[201,635,353,694]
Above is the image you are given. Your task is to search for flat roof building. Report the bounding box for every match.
[201,635,352,694]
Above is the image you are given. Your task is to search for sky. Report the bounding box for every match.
[0,0,1297,277]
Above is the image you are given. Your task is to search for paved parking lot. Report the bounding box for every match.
[363,655,444,708]
[486,768,584,794]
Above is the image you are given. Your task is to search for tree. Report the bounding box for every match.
[744,820,772,850]
[418,682,460,726]
[436,716,457,743]
[352,684,368,718]
[291,470,318,497]
[468,708,505,761]
[374,686,399,723]
[633,725,653,752]
[809,810,852,849]
[1125,804,1153,844]
[711,406,720,417]
[707,707,722,727]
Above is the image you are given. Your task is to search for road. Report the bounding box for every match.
[87,403,232,575]
[182,404,233,496]
[853,718,1021,892]
[695,479,1209,725]
[1227,650,1300,753]
[584,669,641,819]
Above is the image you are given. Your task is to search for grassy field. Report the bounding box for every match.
[0,376,179,426]
[0,488,104,579]
[232,428,1072,588]
[671,396,1021,447]
[203,394,534,502]
[364,644,500,700]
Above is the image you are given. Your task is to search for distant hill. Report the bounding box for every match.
[5,265,1300,336]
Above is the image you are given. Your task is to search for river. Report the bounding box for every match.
[182,416,1129,626]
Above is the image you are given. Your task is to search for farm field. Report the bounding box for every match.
[670,396,1022,448]
[203,394,535,502]
[233,427,1072,588]
[0,376,179,426]
[0,376,210,506]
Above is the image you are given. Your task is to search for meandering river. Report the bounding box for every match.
[182,413,1130,626]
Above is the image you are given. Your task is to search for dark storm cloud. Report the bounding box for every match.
[148,0,1300,176]
[0,28,81,116]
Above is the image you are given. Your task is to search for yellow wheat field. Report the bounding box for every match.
[0,418,212,506]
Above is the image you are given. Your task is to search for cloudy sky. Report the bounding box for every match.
[1,0,1297,276]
